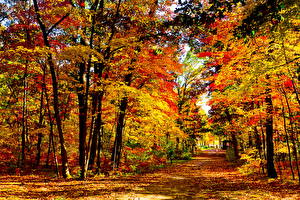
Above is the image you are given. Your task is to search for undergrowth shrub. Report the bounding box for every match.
[238,148,262,175]
[122,145,167,173]
[180,151,192,160]
[165,142,192,161]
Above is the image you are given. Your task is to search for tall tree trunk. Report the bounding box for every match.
[111,73,132,169]
[51,129,60,177]
[36,132,43,167]
[257,101,267,161]
[77,62,89,179]
[44,79,60,177]
[89,91,104,169]
[77,0,99,178]
[280,98,295,179]
[88,63,105,171]
[46,133,51,168]
[225,109,239,159]
[265,83,277,178]
[21,65,28,169]
[33,0,70,178]
[281,87,300,182]
[111,97,128,169]
[33,0,71,178]
[48,55,71,178]
[96,126,104,174]
[254,127,264,174]
[35,70,45,167]
[261,125,267,160]
[279,30,300,182]
[231,133,239,159]
[87,94,97,170]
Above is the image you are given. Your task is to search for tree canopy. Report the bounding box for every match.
[0,0,299,183]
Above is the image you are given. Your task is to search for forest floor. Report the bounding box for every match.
[0,150,299,200]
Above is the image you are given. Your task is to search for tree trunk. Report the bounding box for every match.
[77,0,99,178]
[111,97,128,169]
[89,91,104,169]
[35,76,45,167]
[281,87,300,182]
[33,0,71,178]
[87,94,97,170]
[225,109,239,159]
[48,55,71,178]
[88,63,105,171]
[280,99,295,179]
[111,72,132,169]
[45,82,60,177]
[265,85,277,178]
[248,134,253,148]
[77,62,89,179]
[96,126,104,174]
[21,65,28,169]
[231,133,239,159]
[254,127,264,174]
[36,133,43,167]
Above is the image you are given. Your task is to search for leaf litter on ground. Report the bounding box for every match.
[0,151,299,200]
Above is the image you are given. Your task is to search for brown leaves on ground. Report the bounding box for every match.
[0,151,299,200]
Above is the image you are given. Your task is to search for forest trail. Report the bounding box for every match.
[0,151,299,200]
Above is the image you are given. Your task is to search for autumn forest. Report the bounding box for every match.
[0,0,299,199]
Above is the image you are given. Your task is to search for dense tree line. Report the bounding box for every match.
[0,0,299,183]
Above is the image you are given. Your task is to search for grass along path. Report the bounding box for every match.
[0,151,299,199]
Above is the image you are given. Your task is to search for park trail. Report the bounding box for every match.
[0,151,299,200]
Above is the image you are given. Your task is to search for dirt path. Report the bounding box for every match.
[0,151,299,199]
[116,151,300,200]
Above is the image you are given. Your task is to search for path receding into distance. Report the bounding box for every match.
[0,151,299,200]
[115,151,300,200]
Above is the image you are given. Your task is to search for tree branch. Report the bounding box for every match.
[47,13,70,36]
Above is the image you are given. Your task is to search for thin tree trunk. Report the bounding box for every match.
[111,97,128,169]
[35,79,45,167]
[36,132,43,167]
[46,92,60,177]
[48,55,71,178]
[281,87,300,182]
[50,128,60,177]
[96,126,104,174]
[86,93,97,170]
[265,82,277,178]
[21,11,32,169]
[89,91,104,169]
[21,65,28,169]
[77,62,89,179]
[111,72,132,169]
[280,98,295,180]
[88,63,105,171]
[46,133,51,168]
[78,0,99,179]
[254,127,264,174]
[44,67,60,177]
[33,0,71,178]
